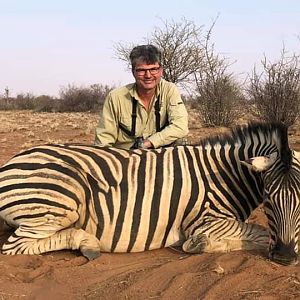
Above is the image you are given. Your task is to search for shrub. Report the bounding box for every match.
[248,50,300,126]
[0,93,35,110]
[58,84,113,112]
[193,27,243,127]
[194,74,244,127]
[0,84,113,112]
[33,95,60,112]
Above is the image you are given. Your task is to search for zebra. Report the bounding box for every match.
[0,122,299,265]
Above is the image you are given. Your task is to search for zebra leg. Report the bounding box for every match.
[182,219,269,254]
[1,214,101,260]
[2,226,101,260]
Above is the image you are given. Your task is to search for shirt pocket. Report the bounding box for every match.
[120,114,147,138]
[119,116,132,130]
[118,116,133,136]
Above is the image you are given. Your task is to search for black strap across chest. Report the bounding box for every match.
[154,96,161,133]
[119,95,166,137]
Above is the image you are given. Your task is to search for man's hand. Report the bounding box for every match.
[143,139,153,149]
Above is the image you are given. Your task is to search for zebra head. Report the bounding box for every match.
[244,147,300,265]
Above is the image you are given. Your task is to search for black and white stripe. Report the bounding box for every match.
[0,122,299,264]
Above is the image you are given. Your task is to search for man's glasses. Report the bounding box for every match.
[134,67,161,76]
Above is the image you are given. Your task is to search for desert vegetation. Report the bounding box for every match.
[0,109,300,299]
[0,83,112,113]
[0,17,300,300]
[1,18,300,128]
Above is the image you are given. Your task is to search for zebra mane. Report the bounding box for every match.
[196,122,292,167]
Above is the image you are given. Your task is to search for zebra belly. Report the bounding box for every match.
[83,219,184,253]
[100,229,183,253]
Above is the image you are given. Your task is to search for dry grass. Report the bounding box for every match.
[1,109,300,166]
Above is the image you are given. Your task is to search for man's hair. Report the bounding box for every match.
[129,45,162,69]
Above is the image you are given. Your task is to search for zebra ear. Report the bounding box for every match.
[241,152,278,172]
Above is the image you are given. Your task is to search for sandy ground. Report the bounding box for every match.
[0,110,299,300]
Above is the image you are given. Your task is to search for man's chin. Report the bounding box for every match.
[136,80,158,91]
[140,85,155,91]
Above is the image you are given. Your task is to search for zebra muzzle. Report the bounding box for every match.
[269,239,298,265]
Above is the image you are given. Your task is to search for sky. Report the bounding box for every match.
[1,0,299,97]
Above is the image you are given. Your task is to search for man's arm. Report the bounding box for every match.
[148,86,189,148]
[94,94,118,146]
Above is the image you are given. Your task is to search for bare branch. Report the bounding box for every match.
[248,48,300,126]
[113,17,207,88]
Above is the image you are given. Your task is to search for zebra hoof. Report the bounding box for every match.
[182,235,209,253]
[81,248,101,261]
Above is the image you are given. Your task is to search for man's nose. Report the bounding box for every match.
[144,70,152,77]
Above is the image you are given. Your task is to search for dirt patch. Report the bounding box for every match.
[0,111,299,300]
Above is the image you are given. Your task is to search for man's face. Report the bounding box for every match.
[132,62,163,92]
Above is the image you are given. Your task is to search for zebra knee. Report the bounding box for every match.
[72,229,101,260]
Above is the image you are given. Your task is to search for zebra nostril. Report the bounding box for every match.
[269,239,298,265]
[270,252,298,265]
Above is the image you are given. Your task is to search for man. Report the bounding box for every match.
[95,44,189,149]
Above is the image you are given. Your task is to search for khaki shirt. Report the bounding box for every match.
[95,79,189,149]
